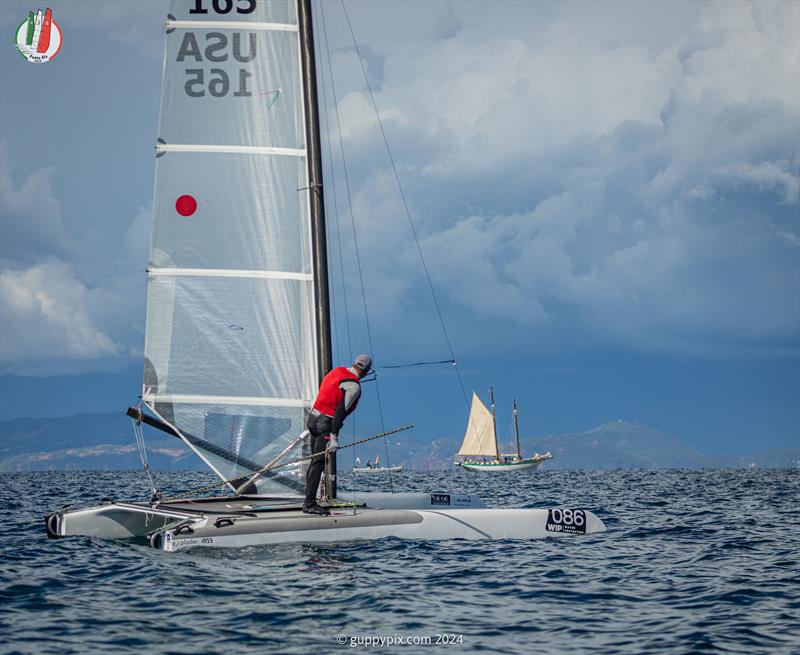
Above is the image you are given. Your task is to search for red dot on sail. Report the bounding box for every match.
[175,194,197,217]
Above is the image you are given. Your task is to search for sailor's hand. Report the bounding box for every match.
[326,434,339,453]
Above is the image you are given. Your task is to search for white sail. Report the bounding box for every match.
[457,393,497,458]
[143,0,317,494]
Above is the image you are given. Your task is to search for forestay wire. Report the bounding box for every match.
[131,404,159,501]
[318,0,493,467]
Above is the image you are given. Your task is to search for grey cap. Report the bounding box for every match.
[353,354,373,371]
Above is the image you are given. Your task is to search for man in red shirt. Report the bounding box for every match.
[303,354,372,515]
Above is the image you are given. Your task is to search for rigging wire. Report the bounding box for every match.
[316,6,353,365]
[339,2,477,410]
[315,0,358,500]
[319,1,395,491]
[131,403,159,502]
[379,359,456,369]
[340,0,495,458]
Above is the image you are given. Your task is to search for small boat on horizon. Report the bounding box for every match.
[353,465,404,473]
[353,455,403,474]
[454,389,552,472]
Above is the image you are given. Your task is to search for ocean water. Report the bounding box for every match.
[1,469,798,654]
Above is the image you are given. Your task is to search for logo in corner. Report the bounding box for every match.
[15,8,62,63]
[430,493,451,506]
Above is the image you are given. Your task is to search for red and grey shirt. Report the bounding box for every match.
[312,366,362,435]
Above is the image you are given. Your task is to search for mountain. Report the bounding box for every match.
[386,421,729,470]
[737,449,800,469]
[397,437,461,471]
[1,413,797,471]
[0,411,202,472]
[395,422,798,470]
[519,420,729,469]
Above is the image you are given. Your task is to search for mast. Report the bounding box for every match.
[513,398,521,460]
[490,387,499,462]
[298,0,336,498]
[298,0,332,381]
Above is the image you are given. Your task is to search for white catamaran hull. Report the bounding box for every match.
[45,493,605,550]
[154,508,606,551]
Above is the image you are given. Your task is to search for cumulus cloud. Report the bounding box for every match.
[1,0,797,374]
[0,262,122,366]
[0,143,76,267]
[434,3,463,40]
[0,145,148,373]
[323,0,800,357]
[713,161,799,204]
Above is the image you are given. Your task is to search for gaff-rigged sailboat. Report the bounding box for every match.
[455,389,552,472]
[44,0,604,551]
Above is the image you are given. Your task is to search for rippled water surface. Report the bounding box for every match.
[2,469,798,654]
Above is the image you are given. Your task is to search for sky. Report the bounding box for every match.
[0,0,798,457]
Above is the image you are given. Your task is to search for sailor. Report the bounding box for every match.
[303,354,372,515]
[366,459,371,469]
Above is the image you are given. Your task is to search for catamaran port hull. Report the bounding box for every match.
[45,491,485,540]
[45,494,605,548]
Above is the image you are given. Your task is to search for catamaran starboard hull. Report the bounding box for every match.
[150,508,606,551]
[46,496,605,550]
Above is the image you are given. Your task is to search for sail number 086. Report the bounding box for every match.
[549,509,585,527]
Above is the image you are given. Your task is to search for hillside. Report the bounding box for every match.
[1,413,796,471]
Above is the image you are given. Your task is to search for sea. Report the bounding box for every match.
[1,469,798,654]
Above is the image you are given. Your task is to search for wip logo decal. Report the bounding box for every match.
[15,8,62,63]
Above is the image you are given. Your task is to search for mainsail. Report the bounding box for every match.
[457,393,498,458]
[142,0,320,494]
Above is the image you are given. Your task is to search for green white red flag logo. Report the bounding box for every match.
[15,8,62,63]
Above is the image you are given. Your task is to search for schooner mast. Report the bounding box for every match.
[489,386,500,461]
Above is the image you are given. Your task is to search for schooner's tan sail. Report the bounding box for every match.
[457,393,498,458]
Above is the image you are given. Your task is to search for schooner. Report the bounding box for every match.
[455,389,552,471]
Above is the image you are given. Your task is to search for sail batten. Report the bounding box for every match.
[143,0,316,495]
[155,144,306,156]
[143,393,312,407]
[165,19,299,31]
[148,268,313,280]
[457,393,498,458]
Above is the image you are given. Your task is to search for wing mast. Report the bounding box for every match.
[298,0,335,498]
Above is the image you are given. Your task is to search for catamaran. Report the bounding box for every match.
[44,0,603,551]
[455,389,552,471]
